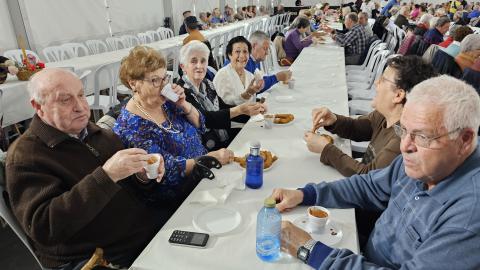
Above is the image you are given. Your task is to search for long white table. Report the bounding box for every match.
[130,43,358,270]
[0,16,268,128]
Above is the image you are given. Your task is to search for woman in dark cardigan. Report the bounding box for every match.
[177,40,267,150]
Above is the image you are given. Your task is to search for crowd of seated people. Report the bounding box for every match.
[3,2,480,269]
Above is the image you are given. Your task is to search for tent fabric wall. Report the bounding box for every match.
[0,0,18,54]
[17,0,164,53]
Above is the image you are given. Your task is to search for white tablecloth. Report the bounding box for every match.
[130,43,358,270]
[0,75,35,128]
[0,17,268,128]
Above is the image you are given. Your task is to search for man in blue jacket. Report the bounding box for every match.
[224,31,292,93]
[272,75,480,269]
[381,0,399,16]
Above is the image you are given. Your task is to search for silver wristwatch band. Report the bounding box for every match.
[303,239,317,252]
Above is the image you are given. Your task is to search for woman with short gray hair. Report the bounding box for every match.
[177,40,266,150]
[455,34,480,71]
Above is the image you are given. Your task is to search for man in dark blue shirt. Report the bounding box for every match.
[224,31,292,93]
[179,10,192,35]
[423,16,450,45]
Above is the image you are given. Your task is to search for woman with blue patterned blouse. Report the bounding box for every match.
[113,46,234,209]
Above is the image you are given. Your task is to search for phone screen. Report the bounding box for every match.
[191,233,207,245]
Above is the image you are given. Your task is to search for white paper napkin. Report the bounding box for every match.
[189,171,244,205]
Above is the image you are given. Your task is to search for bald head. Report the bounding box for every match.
[28,68,79,104]
[29,68,90,135]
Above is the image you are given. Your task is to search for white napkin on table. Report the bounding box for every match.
[189,171,244,205]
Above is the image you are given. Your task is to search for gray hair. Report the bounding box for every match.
[28,68,78,104]
[407,75,480,140]
[346,12,358,23]
[418,13,433,25]
[459,34,480,53]
[179,40,210,66]
[434,16,450,27]
[199,12,207,19]
[249,30,269,45]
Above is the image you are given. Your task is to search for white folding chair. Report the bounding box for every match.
[209,34,224,68]
[61,43,90,58]
[137,33,152,44]
[105,37,124,51]
[348,50,393,95]
[346,40,382,73]
[349,99,374,115]
[156,27,174,40]
[145,31,161,42]
[85,40,109,55]
[120,35,141,48]
[86,62,121,121]
[161,46,180,81]
[42,46,69,62]
[0,185,46,270]
[264,41,288,74]
[3,49,42,63]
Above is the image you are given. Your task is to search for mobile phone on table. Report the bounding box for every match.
[168,230,209,248]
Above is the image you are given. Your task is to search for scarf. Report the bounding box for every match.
[181,75,229,144]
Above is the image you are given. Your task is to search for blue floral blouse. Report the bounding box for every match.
[113,101,207,191]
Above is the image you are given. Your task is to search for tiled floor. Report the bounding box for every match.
[0,225,41,270]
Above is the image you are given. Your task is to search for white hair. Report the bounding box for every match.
[27,68,78,104]
[459,34,480,53]
[407,75,480,140]
[418,13,433,25]
[179,40,210,66]
[249,30,269,45]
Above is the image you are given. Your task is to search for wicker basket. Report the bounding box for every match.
[16,68,40,81]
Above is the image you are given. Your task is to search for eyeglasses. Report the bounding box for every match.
[378,74,396,86]
[393,123,462,148]
[142,74,171,88]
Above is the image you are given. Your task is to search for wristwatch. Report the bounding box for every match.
[297,239,317,264]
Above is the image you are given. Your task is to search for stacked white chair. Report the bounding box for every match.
[61,43,90,58]
[42,46,70,62]
[145,30,161,42]
[345,40,382,74]
[156,27,174,40]
[120,35,141,48]
[86,61,121,121]
[209,34,224,68]
[85,40,109,54]
[346,43,387,82]
[105,37,124,51]
[348,51,394,100]
[4,49,42,63]
[161,46,181,81]
[137,33,151,44]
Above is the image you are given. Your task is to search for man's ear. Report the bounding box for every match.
[31,99,43,117]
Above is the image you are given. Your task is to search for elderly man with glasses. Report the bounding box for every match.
[271,75,480,269]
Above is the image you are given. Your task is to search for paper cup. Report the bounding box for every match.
[144,154,161,179]
[161,83,179,102]
[288,79,295,89]
[306,206,330,233]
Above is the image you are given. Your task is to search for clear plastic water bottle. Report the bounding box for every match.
[245,141,263,189]
[256,197,281,262]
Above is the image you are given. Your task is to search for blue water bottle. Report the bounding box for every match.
[245,141,263,189]
[256,197,281,262]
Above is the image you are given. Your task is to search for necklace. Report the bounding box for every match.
[131,96,180,134]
